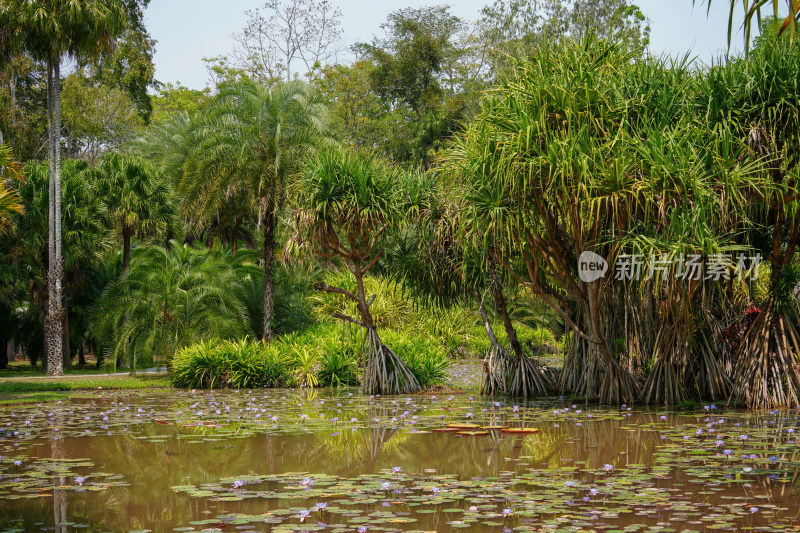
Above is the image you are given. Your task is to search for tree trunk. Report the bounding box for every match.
[122,225,132,271]
[232,216,242,257]
[45,57,64,377]
[476,291,503,352]
[489,261,524,360]
[0,331,7,370]
[62,306,70,369]
[261,208,277,342]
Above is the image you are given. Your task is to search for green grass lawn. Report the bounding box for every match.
[0,373,171,405]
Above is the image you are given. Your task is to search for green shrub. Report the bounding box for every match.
[290,344,320,388]
[318,347,360,387]
[170,338,294,389]
[281,322,360,387]
[380,330,449,388]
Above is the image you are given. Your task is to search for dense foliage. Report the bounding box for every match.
[1,0,799,407]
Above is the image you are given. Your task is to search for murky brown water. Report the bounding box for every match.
[1,389,799,532]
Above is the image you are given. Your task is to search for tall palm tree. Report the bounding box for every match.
[180,80,330,342]
[0,0,125,375]
[10,160,108,367]
[301,147,421,395]
[92,154,176,271]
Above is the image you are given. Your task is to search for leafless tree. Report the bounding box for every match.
[233,0,343,83]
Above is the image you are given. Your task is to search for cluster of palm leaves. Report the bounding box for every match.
[0,144,24,236]
[440,33,800,407]
[90,243,260,370]
[139,80,332,342]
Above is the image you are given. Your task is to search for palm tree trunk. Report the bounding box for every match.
[46,57,64,377]
[261,208,276,342]
[232,216,242,257]
[0,330,7,370]
[122,225,132,271]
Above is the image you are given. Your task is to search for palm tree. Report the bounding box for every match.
[0,143,24,235]
[0,0,125,375]
[12,159,108,368]
[178,80,330,342]
[300,147,421,395]
[90,242,259,370]
[92,154,176,271]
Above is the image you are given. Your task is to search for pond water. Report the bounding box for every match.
[1,387,799,532]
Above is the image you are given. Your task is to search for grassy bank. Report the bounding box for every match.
[0,374,170,405]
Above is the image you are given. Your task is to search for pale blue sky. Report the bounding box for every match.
[144,1,775,89]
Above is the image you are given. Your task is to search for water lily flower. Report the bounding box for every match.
[750,506,759,513]
[740,434,749,440]
[502,508,513,516]
[301,477,314,488]
[392,466,402,473]
[565,481,575,487]
[589,487,599,495]
[357,527,367,533]
[315,502,328,510]
[659,415,668,421]
[603,464,613,471]
[513,405,520,413]
[381,482,392,490]
[232,480,245,489]
[468,506,478,512]
[298,509,311,522]
[769,456,778,462]
[13,461,21,466]
[430,487,440,494]
[723,449,733,456]
[74,477,85,486]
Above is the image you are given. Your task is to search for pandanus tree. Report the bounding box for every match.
[442,37,653,403]
[700,0,799,53]
[0,0,125,375]
[388,187,556,397]
[700,40,800,408]
[178,80,330,341]
[93,154,176,271]
[300,147,421,395]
